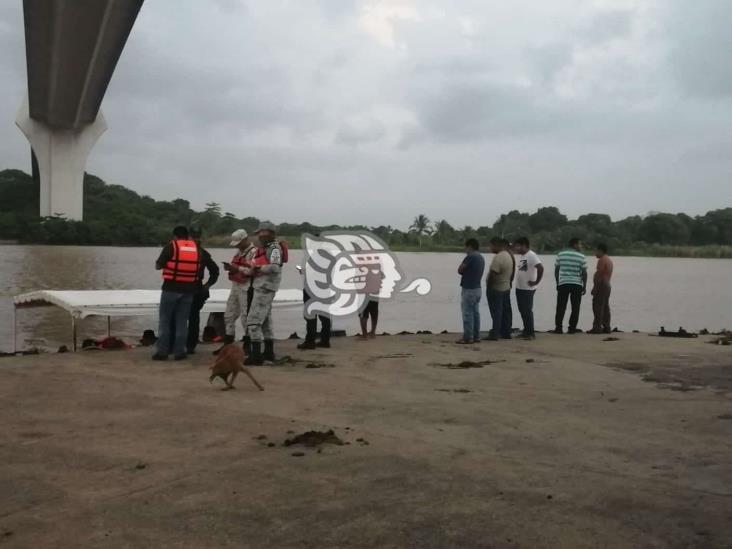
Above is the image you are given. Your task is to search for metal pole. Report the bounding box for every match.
[12,306,17,354]
[71,316,77,352]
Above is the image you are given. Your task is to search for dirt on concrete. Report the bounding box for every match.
[283,429,345,448]
[435,359,504,369]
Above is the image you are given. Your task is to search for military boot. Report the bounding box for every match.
[262,340,275,363]
[242,335,251,356]
[244,342,263,366]
[213,334,235,355]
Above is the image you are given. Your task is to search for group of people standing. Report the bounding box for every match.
[458,236,614,343]
[153,222,285,366]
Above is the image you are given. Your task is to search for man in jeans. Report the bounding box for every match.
[513,237,544,340]
[185,227,219,354]
[153,226,201,360]
[588,243,614,334]
[457,238,485,344]
[486,237,515,340]
[554,237,587,334]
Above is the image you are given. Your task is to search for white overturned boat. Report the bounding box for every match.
[12,289,302,352]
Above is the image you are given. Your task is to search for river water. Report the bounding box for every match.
[1,245,731,351]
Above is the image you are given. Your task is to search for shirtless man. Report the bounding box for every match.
[588,243,614,334]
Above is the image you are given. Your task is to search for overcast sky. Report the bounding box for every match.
[1,0,730,228]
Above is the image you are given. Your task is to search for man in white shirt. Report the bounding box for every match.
[513,237,544,340]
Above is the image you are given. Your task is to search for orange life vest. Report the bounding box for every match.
[228,252,250,284]
[162,239,200,284]
[251,241,288,274]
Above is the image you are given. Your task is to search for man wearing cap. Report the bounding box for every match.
[245,222,284,365]
[185,227,219,354]
[219,229,255,353]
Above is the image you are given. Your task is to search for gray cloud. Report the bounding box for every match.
[0,0,730,229]
[666,0,732,98]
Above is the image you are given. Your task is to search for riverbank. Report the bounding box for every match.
[4,238,732,258]
[1,333,730,547]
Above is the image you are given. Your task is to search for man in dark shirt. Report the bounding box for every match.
[457,238,485,344]
[185,227,219,354]
[154,226,200,360]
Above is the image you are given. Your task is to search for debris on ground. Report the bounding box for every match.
[603,337,620,342]
[440,330,449,334]
[304,362,335,369]
[717,414,732,420]
[255,434,267,440]
[376,353,413,359]
[436,359,504,369]
[0,348,41,358]
[134,462,147,470]
[355,438,370,445]
[397,331,414,335]
[658,327,698,338]
[284,429,344,447]
[291,452,305,457]
[417,330,433,335]
[608,398,619,403]
[436,388,472,393]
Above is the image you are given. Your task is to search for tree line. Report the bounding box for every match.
[1,169,731,255]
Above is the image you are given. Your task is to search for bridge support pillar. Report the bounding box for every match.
[16,96,107,221]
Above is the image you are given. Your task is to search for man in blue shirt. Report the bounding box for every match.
[457,238,485,344]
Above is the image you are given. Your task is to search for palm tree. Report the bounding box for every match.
[409,214,432,248]
[434,219,455,245]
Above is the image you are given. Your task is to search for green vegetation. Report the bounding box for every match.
[1,169,731,257]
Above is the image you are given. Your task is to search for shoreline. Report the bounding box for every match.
[3,240,732,259]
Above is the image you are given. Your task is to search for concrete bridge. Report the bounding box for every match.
[16,0,144,220]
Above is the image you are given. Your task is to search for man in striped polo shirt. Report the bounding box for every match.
[553,238,587,334]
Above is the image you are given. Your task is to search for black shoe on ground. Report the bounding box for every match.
[552,328,563,334]
[262,340,275,362]
[186,347,196,355]
[298,340,316,350]
[518,333,536,340]
[152,354,168,361]
[586,329,603,334]
[568,328,582,334]
[315,340,331,348]
[244,342,263,366]
[174,353,187,361]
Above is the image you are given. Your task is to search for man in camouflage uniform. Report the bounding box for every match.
[245,222,283,365]
[216,229,255,355]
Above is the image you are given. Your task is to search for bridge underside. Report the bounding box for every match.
[17,0,144,220]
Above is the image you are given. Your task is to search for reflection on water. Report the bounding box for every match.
[1,245,731,351]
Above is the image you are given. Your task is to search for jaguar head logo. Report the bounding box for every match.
[301,231,431,319]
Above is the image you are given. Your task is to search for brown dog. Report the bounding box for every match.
[209,344,264,391]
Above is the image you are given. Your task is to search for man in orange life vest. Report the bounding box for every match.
[153,226,201,360]
[245,222,284,365]
[220,229,255,353]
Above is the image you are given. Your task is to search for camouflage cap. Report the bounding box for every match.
[256,221,276,234]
